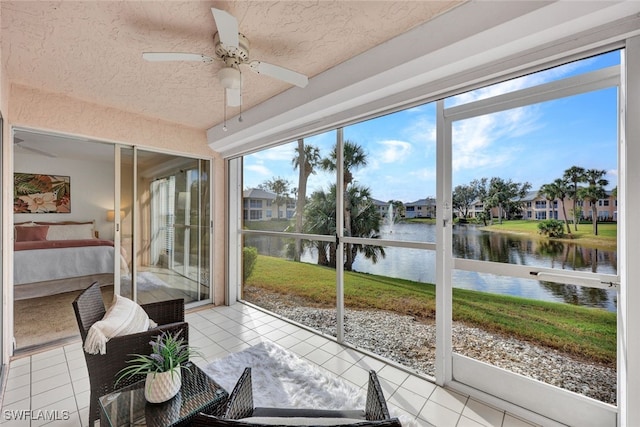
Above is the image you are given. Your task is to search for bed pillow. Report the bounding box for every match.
[15,225,49,242]
[84,294,157,355]
[44,223,95,240]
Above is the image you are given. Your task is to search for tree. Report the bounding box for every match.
[452,183,479,219]
[551,178,572,234]
[321,140,368,269]
[538,183,558,219]
[578,169,608,236]
[563,166,586,231]
[345,185,385,270]
[303,188,337,266]
[259,177,292,220]
[473,178,491,225]
[486,177,531,224]
[292,140,321,261]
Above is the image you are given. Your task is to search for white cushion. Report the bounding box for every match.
[84,294,155,355]
[46,223,94,240]
[242,418,366,426]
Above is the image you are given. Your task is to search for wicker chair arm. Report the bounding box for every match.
[224,367,255,420]
[365,370,391,421]
[141,298,185,325]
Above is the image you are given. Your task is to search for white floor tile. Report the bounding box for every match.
[502,414,541,427]
[303,348,334,366]
[340,364,370,389]
[32,371,72,395]
[389,386,428,417]
[462,399,505,427]
[401,375,437,400]
[322,355,354,376]
[428,387,468,414]
[419,400,461,427]
[31,384,75,411]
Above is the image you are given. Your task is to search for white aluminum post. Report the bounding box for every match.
[336,128,345,343]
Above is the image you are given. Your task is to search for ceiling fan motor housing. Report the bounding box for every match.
[213,32,250,65]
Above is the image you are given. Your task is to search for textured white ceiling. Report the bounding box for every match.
[2,1,462,131]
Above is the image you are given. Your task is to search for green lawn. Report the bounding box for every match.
[245,254,616,366]
[481,220,617,249]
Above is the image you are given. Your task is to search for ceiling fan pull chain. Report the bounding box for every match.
[239,69,244,123]
[223,90,228,132]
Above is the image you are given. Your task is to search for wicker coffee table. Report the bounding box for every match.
[99,363,228,427]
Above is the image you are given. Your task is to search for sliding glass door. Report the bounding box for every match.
[133,149,211,305]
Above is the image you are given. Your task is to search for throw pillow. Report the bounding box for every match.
[84,294,156,355]
[45,223,95,240]
[15,225,49,242]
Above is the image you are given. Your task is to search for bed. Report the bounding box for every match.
[13,221,128,300]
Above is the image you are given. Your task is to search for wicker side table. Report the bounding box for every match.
[99,363,228,427]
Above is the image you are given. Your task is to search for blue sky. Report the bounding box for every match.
[244,50,620,204]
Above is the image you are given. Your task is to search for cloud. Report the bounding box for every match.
[451,104,539,174]
[404,115,436,146]
[250,143,297,161]
[448,58,595,107]
[245,163,271,177]
[377,140,412,163]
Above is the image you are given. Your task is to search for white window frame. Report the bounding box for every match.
[438,64,621,427]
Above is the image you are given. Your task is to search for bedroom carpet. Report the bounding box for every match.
[14,285,114,351]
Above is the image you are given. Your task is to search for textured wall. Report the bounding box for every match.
[7,84,227,307]
[10,84,212,155]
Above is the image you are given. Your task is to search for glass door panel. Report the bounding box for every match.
[135,150,210,305]
[118,146,134,299]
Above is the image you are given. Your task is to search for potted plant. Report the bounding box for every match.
[117,330,198,403]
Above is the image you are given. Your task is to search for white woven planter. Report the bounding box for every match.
[144,368,182,403]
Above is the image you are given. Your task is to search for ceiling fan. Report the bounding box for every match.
[143,8,309,111]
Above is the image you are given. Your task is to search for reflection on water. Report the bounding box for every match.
[246,223,618,311]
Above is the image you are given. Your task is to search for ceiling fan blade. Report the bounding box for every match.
[142,52,214,63]
[211,8,239,48]
[226,88,241,107]
[249,61,309,88]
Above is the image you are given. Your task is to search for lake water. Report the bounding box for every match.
[250,222,618,311]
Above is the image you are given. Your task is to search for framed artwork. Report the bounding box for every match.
[14,173,71,213]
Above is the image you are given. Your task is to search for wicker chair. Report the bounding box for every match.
[72,281,189,426]
[191,367,401,426]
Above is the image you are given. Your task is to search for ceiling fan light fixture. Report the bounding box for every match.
[219,66,241,89]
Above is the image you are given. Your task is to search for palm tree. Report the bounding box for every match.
[538,183,558,219]
[563,166,586,231]
[538,179,571,233]
[344,184,384,270]
[259,177,291,220]
[552,178,572,234]
[292,140,321,261]
[321,140,368,269]
[578,169,608,236]
[303,188,337,266]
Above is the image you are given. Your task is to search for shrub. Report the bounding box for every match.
[243,246,258,281]
[537,219,564,237]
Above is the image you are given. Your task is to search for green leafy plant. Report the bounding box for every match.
[537,219,565,237]
[116,330,199,385]
[243,246,258,281]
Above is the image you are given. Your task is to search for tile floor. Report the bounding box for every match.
[1,302,542,427]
